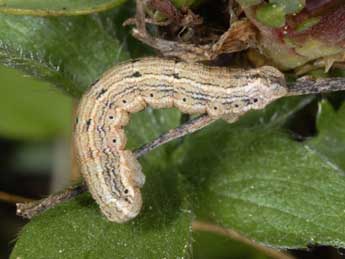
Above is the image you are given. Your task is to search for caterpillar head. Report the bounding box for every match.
[211,66,287,119]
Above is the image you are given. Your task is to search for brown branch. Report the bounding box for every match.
[192,220,295,259]
[123,17,171,27]
[131,27,213,61]
[135,114,214,157]
[128,0,214,62]
[129,18,256,62]
[287,77,345,96]
[127,0,256,62]
[135,0,147,36]
[16,114,214,219]
[0,191,34,204]
[16,184,87,219]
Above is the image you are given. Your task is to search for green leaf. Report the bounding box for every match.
[178,122,345,248]
[236,0,262,8]
[12,178,191,259]
[295,17,320,32]
[309,101,345,171]
[256,3,286,28]
[0,12,129,97]
[12,109,193,259]
[0,0,126,16]
[0,65,71,140]
[171,0,204,8]
[270,0,305,14]
[193,231,268,259]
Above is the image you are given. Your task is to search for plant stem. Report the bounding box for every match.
[192,220,296,259]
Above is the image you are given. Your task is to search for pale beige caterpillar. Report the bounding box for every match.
[74,57,287,223]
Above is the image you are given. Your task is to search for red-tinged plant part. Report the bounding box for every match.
[238,0,345,70]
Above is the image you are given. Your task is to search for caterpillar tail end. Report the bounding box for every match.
[100,187,143,223]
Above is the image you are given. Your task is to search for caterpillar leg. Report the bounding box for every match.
[221,113,240,123]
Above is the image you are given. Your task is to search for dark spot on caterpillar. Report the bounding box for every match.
[253,98,258,103]
[235,104,239,108]
[243,98,251,105]
[250,73,262,80]
[86,119,92,130]
[87,148,94,159]
[182,98,187,102]
[173,73,180,79]
[75,117,79,124]
[96,126,104,134]
[213,106,218,110]
[150,93,154,97]
[131,71,142,78]
[124,189,129,194]
[90,78,100,88]
[109,116,114,119]
[112,139,116,143]
[96,88,108,99]
[122,100,127,104]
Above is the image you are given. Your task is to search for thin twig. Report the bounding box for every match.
[0,191,34,204]
[16,114,214,219]
[131,27,213,61]
[287,77,345,96]
[192,220,295,259]
[123,17,171,27]
[130,0,213,62]
[16,184,87,219]
[134,114,214,157]
[136,0,147,36]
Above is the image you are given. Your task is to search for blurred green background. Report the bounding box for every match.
[0,64,72,258]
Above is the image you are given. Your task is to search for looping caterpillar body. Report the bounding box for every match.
[74,57,287,223]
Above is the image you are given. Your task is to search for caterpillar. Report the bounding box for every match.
[74,57,287,223]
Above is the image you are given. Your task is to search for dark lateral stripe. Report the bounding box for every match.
[96,88,108,99]
[184,89,212,99]
[131,58,141,64]
[90,78,100,88]
[86,119,92,131]
[174,75,221,89]
[173,73,180,79]
[96,125,105,135]
[131,71,142,78]
[140,84,173,92]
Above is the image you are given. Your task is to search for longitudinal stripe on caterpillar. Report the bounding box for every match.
[74,57,287,223]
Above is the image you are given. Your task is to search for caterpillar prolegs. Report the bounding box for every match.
[74,58,287,223]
